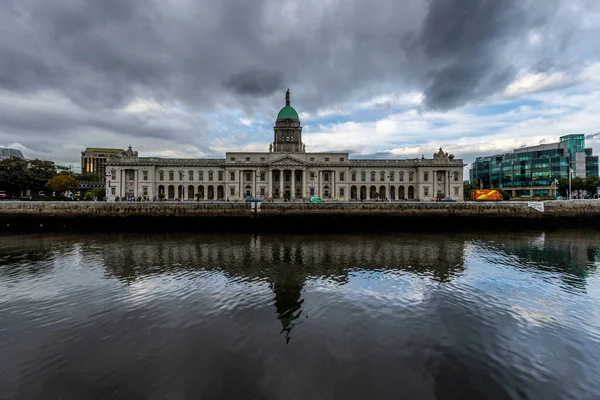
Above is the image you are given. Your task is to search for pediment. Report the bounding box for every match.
[269,156,306,166]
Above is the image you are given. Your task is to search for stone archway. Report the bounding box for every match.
[284,186,291,200]
[360,186,367,200]
[187,185,194,200]
[158,185,165,196]
[177,185,184,199]
[399,185,405,200]
[207,185,214,200]
[323,185,330,199]
[351,185,358,200]
[369,185,377,199]
[197,185,204,200]
[168,185,175,200]
[217,185,224,200]
[408,185,415,199]
[390,186,396,200]
[379,185,386,200]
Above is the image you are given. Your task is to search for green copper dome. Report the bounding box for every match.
[277,88,300,120]
[277,105,299,120]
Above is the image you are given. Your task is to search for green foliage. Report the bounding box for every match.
[195,193,202,201]
[75,172,99,182]
[82,188,105,200]
[0,157,57,196]
[436,192,446,199]
[46,174,78,193]
[463,182,478,200]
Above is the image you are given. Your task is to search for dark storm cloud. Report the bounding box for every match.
[0,0,597,164]
[223,68,283,96]
[416,0,529,109]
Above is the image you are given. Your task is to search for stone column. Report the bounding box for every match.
[291,169,296,200]
[279,169,284,199]
[318,171,322,197]
[268,169,273,199]
[331,169,335,200]
[302,169,307,199]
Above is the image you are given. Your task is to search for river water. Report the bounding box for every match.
[1,231,600,400]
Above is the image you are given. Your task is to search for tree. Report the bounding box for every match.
[0,157,29,196]
[463,182,478,200]
[45,175,78,194]
[26,159,57,193]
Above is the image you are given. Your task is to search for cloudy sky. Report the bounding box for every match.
[1,0,600,172]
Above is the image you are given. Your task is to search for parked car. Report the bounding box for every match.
[0,191,7,200]
[310,196,325,203]
[245,197,261,203]
[440,197,456,202]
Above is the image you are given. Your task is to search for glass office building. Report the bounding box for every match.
[469,134,599,197]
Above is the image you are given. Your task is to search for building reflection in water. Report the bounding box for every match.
[98,233,467,342]
[3,230,599,343]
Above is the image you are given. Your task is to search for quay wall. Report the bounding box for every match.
[0,201,599,232]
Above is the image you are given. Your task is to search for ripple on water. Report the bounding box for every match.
[1,231,600,399]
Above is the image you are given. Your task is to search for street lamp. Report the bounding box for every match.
[105,170,112,202]
[569,167,573,200]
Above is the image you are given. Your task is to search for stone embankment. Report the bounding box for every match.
[0,201,599,232]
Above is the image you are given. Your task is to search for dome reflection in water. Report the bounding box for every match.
[1,231,599,399]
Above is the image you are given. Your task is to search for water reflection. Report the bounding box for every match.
[1,231,600,399]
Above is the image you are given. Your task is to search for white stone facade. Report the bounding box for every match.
[105,147,464,202]
[104,90,464,201]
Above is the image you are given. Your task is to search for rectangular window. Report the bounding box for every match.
[230,157,235,161]
[454,187,459,196]
[218,172,223,181]
[246,157,250,161]
[424,187,429,196]
[159,171,164,181]
[310,188,315,196]
[310,157,315,162]
[230,187,235,195]
[454,172,459,182]
[143,187,148,196]
[230,172,235,181]
[340,157,344,162]
[380,172,385,181]
[424,172,429,182]
[400,172,404,181]
[324,173,329,182]
[409,172,414,182]
[370,173,375,182]
[260,188,265,196]
[199,172,204,181]
[351,173,356,181]
[310,172,315,181]
[169,172,174,181]
[260,157,265,162]
[340,188,345,197]
[111,187,116,195]
[325,157,329,162]
[390,172,395,181]
[208,172,213,181]
[361,173,366,182]
[437,173,442,182]
[188,171,193,181]
[261,172,266,181]
[143,171,148,181]
[339,172,344,181]
[246,173,251,181]
[179,171,184,181]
